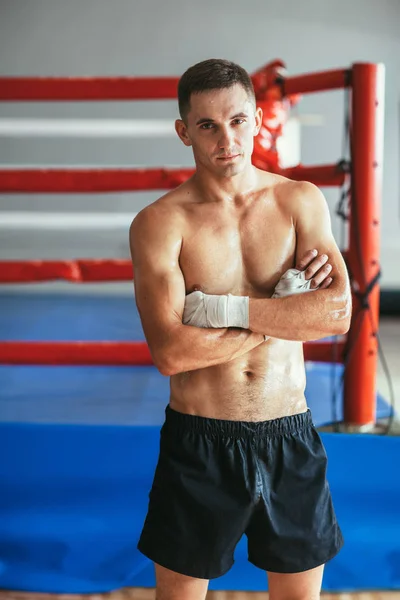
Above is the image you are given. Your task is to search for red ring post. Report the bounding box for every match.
[344,63,385,427]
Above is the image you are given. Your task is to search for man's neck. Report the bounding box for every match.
[192,164,259,205]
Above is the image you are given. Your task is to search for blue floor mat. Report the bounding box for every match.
[0,425,399,592]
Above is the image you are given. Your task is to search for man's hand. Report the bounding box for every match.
[272,250,333,298]
[296,248,333,290]
[183,250,333,329]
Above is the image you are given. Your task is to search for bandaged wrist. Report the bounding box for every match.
[183,291,249,329]
[203,293,249,328]
[226,294,249,329]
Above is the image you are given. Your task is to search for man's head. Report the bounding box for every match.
[177,59,256,123]
[175,59,262,178]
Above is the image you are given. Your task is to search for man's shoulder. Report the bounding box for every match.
[263,172,316,196]
[129,186,190,246]
[266,175,324,212]
[130,185,189,236]
[267,176,330,235]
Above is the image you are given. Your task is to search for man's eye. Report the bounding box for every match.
[200,123,214,130]
[233,119,245,125]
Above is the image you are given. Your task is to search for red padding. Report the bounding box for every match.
[0,167,194,193]
[0,340,345,365]
[0,260,133,283]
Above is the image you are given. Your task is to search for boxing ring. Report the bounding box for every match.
[0,62,399,593]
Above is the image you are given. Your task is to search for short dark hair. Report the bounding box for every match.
[177,58,255,121]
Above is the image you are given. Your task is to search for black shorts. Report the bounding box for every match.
[138,406,343,579]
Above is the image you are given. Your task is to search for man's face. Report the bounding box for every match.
[175,84,262,178]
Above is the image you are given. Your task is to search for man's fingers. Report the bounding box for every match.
[317,276,333,290]
[296,249,318,270]
[304,254,329,279]
[310,264,333,288]
[296,250,334,289]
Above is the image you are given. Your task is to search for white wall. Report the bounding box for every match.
[0,0,399,287]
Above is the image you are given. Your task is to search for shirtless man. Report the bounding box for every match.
[130,59,351,600]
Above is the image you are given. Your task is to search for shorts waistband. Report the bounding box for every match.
[165,405,313,438]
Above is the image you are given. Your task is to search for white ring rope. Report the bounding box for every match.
[0,212,136,230]
[0,119,176,138]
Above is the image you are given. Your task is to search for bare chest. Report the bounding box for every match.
[180,204,296,296]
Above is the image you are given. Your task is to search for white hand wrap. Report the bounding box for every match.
[183,291,249,329]
[272,268,317,298]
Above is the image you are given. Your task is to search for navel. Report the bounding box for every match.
[243,369,256,379]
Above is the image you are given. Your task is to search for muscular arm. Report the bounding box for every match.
[130,204,264,376]
[248,182,352,341]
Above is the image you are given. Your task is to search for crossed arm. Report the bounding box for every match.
[130,184,351,376]
[248,183,352,340]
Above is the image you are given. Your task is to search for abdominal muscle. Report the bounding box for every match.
[169,337,308,422]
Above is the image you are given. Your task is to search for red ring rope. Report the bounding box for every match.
[0,165,345,193]
[0,168,195,193]
[0,341,345,365]
[0,342,152,365]
[0,256,347,284]
[0,260,133,283]
[0,68,349,102]
[0,77,181,101]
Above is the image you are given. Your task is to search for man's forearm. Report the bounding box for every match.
[249,288,351,341]
[155,324,264,376]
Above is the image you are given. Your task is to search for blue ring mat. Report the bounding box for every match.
[0,292,398,593]
[0,293,393,426]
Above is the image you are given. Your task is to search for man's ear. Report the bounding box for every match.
[175,119,192,147]
[254,106,263,136]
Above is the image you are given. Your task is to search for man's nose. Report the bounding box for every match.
[218,127,234,150]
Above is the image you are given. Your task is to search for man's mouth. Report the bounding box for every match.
[217,154,240,161]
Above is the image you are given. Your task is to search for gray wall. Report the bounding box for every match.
[0,0,399,287]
